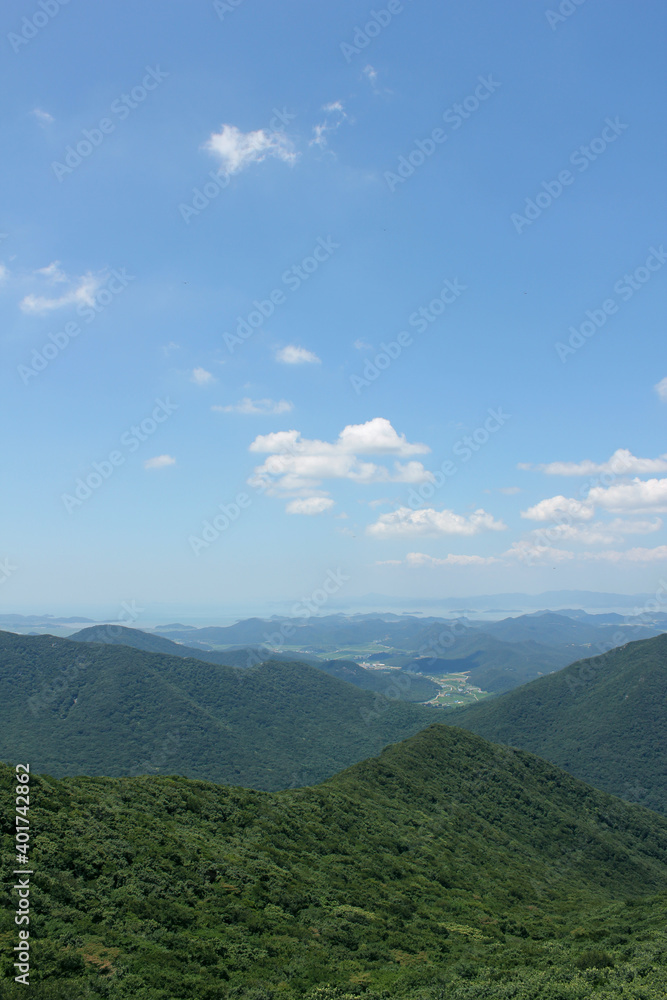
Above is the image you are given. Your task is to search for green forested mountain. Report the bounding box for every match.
[0,631,435,789]
[70,626,438,701]
[447,633,667,814]
[1,724,666,998]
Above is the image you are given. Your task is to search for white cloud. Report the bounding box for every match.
[655,378,667,402]
[521,495,594,522]
[144,455,176,470]
[213,397,293,416]
[20,266,102,314]
[587,477,667,514]
[522,448,667,477]
[162,341,180,356]
[191,367,215,386]
[31,107,54,126]
[353,339,372,350]
[249,418,432,496]
[406,551,499,567]
[0,263,8,284]
[275,345,321,365]
[285,497,334,515]
[204,124,297,176]
[367,506,506,538]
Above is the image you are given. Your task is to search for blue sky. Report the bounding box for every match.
[1,0,666,616]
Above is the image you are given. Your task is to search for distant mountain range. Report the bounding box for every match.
[134,608,666,695]
[448,632,667,814]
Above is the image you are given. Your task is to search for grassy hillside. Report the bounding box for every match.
[447,633,667,814]
[0,631,435,789]
[1,725,666,998]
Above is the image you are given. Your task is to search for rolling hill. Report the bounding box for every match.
[2,724,666,997]
[70,625,438,701]
[0,630,436,789]
[447,632,667,814]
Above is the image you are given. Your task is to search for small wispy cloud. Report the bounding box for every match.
[35,261,67,282]
[191,367,215,386]
[363,65,379,92]
[310,101,348,148]
[353,338,372,350]
[204,124,297,176]
[275,345,321,365]
[162,341,180,357]
[285,497,334,515]
[212,397,293,415]
[31,107,54,127]
[20,265,102,314]
[144,455,176,470]
[655,377,667,402]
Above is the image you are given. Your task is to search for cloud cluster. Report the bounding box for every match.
[367,506,506,538]
[249,417,432,512]
[522,478,667,522]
